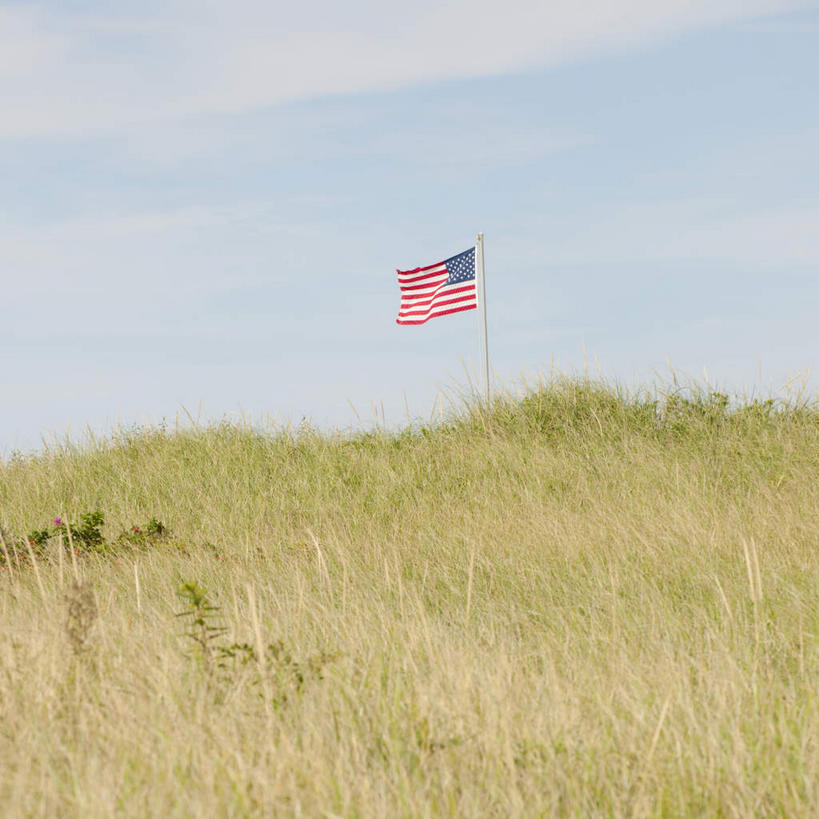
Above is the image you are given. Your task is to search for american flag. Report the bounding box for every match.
[396,247,477,325]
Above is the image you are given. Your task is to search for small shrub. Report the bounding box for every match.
[1,513,176,568]
[176,580,336,706]
[176,580,227,672]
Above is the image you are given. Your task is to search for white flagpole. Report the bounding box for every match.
[476,233,490,403]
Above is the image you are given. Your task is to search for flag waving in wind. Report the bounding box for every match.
[396,247,477,325]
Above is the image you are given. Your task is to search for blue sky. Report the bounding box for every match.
[2,0,818,453]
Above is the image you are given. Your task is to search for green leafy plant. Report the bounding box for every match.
[2,513,176,569]
[175,580,336,706]
[114,516,171,550]
[218,638,336,709]
[176,581,228,672]
[27,528,51,549]
[75,510,105,548]
[55,511,106,551]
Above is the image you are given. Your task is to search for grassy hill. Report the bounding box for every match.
[1,380,817,816]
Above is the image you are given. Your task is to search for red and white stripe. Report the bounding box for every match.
[396,261,477,325]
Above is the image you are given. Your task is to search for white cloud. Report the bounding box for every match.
[0,0,812,139]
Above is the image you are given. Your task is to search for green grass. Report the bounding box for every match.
[1,379,817,816]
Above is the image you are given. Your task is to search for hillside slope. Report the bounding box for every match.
[1,381,818,816]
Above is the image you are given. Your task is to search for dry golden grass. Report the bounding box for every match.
[1,380,817,816]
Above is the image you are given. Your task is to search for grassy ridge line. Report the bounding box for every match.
[0,380,818,816]
[2,381,813,541]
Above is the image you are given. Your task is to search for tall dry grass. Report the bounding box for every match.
[0,380,817,816]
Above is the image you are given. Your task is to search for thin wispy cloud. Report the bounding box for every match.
[0,0,812,140]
